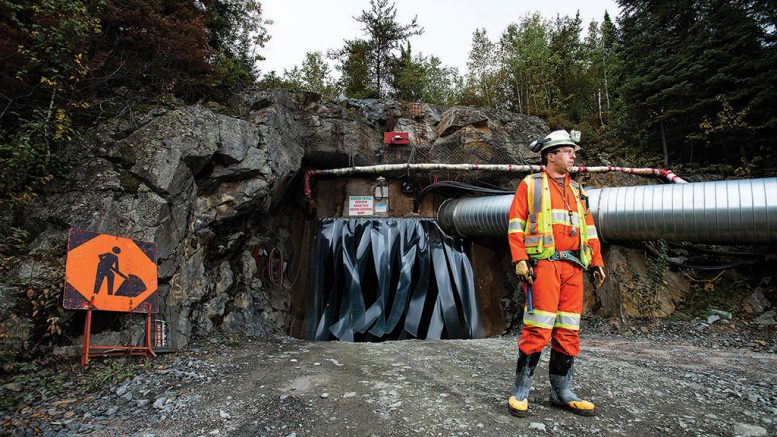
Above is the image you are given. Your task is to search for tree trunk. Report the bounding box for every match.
[598,89,604,127]
[660,118,669,166]
[602,52,611,109]
[43,88,57,163]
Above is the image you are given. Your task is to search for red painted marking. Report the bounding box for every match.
[304,171,313,201]
[384,132,410,145]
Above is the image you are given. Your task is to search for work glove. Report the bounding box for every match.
[514,260,534,284]
[590,266,606,289]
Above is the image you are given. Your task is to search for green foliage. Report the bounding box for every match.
[459,9,624,141]
[0,0,273,250]
[85,359,135,392]
[682,274,749,318]
[225,335,242,347]
[119,170,140,194]
[331,0,423,98]
[0,362,69,412]
[0,227,29,255]
[257,70,298,89]
[354,0,423,96]
[211,48,258,89]
[465,28,499,107]
[331,39,379,99]
[0,0,96,202]
[0,112,73,198]
[388,43,460,105]
[628,241,669,319]
[617,0,777,169]
[284,52,339,100]
[419,57,462,106]
[205,0,271,89]
[389,43,424,101]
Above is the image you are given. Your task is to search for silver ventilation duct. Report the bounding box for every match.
[437,178,777,244]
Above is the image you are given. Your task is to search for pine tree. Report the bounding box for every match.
[203,0,271,85]
[389,43,425,101]
[352,0,423,97]
[584,11,621,126]
[389,44,458,104]
[617,0,777,167]
[548,12,586,118]
[331,39,378,99]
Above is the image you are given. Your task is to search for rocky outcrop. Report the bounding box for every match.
[584,245,690,318]
[1,89,710,358]
[21,97,305,350]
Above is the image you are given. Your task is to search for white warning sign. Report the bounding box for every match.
[348,196,374,216]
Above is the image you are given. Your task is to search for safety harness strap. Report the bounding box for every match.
[548,250,585,269]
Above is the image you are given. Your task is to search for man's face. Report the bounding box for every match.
[548,146,576,173]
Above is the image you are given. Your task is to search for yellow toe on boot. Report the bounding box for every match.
[508,396,529,417]
[565,399,596,416]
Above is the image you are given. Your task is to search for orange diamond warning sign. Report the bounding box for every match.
[64,229,158,313]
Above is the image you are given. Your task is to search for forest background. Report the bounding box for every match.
[1,0,776,252]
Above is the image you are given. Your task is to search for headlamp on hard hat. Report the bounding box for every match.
[530,129,582,154]
[529,138,547,153]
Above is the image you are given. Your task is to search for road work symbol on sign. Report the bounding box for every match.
[64,228,158,313]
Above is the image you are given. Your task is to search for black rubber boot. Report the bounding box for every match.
[548,349,596,416]
[508,351,541,417]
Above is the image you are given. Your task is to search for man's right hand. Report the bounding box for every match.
[514,260,534,284]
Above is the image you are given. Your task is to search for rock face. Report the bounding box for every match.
[20,94,306,350]
[585,245,690,318]
[0,89,702,356]
[3,89,549,353]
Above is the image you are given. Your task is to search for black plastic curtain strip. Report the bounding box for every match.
[304,218,484,341]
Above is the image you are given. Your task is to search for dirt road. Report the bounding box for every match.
[89,333,776,437]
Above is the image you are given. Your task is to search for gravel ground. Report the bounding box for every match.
[1,318,775,437]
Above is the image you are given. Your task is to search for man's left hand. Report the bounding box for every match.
[591,266,606,289]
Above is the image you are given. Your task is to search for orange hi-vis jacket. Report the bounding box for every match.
[508,172,603,268]
[508,171,603,356]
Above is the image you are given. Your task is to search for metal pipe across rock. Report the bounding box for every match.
[437,178,777,244]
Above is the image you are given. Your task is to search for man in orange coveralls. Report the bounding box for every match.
[506,130,606,417]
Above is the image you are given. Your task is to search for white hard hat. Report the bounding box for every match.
[529,130,581,154]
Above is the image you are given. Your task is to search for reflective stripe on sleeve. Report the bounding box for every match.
[524,235,540,245]
[508,218,526,234]
[586,225,598,239]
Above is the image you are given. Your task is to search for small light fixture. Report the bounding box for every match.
[373,176,389,200]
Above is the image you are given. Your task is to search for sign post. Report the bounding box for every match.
[63,228,159,366]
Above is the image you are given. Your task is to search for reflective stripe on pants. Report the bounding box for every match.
[518,259,583,357]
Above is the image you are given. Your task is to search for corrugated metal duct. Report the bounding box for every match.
[437,178,777,244]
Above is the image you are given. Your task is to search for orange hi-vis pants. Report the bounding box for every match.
[518,259,583,357]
